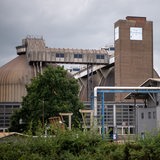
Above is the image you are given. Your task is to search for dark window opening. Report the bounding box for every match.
[74,54,83,58]
[96,54,104,59]
[72,68,80,71]
[148,112,151,119]
[56,53,64,58]
[153,111,156,119]
[141,112,144,119]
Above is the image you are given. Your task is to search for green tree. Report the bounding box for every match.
[10,65,83,134]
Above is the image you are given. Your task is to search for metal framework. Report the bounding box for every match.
[93,86,160,139]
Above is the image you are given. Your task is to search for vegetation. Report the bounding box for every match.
[6,65,160,159]
[1,130,160,160]
[10,65,83,134]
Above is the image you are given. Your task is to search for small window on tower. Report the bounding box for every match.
[130,27,143,40]
[153,111,156,119]
[141,112,144,119]
[148,112,151,119]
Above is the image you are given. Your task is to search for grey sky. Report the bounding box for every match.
[0,0,160,74]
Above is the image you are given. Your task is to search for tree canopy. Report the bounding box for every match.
[10,65,83,133]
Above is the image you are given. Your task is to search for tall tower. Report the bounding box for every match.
[114,16,153,101]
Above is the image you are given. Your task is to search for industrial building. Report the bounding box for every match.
[0,16,159,137]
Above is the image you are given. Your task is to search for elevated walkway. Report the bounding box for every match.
[17,37,110,65]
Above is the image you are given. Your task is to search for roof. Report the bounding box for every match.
[125,78,160,99]
[139,78,160,87]
[0,55,34,102]
[0,132,25,138]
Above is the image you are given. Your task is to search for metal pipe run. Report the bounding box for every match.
[93,86,160,138]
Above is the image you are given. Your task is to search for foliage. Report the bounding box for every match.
[10,65,83,134]
[1,130,160,159]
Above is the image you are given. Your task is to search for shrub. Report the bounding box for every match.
[1,130,160,160]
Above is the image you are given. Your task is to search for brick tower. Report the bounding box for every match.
[114,16,153,101]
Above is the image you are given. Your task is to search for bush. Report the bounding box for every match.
[1,130,160,160]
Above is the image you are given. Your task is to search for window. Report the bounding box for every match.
[109,47,115,51]
[115,27,119,41]
[130,27,143,40]
[13,105,19,109]
[72,68,80,72]
[96,54,104,59]
[56,53,64,58]
[124,127,128,134]
[148,112,151,119]
[130,128,134,134]
[74,54,82,58]
[106,47,115,51]
[153,111,156,119]
[141,112,144,119]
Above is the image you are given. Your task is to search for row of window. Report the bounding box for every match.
[56,53,105,59]
[0,104,20,128]
[141,111,156,119]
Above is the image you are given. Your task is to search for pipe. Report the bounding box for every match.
[93,86,160,128]
[113,104,116,135]
[101,92,105,139]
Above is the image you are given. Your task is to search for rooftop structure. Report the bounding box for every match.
[16,37,109,65]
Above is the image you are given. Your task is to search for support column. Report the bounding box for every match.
[101,92,105,139]
[113,104,117,140]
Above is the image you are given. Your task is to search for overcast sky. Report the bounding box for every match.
[0,0,160,74]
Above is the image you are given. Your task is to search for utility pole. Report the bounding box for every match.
[42,99,44,131]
